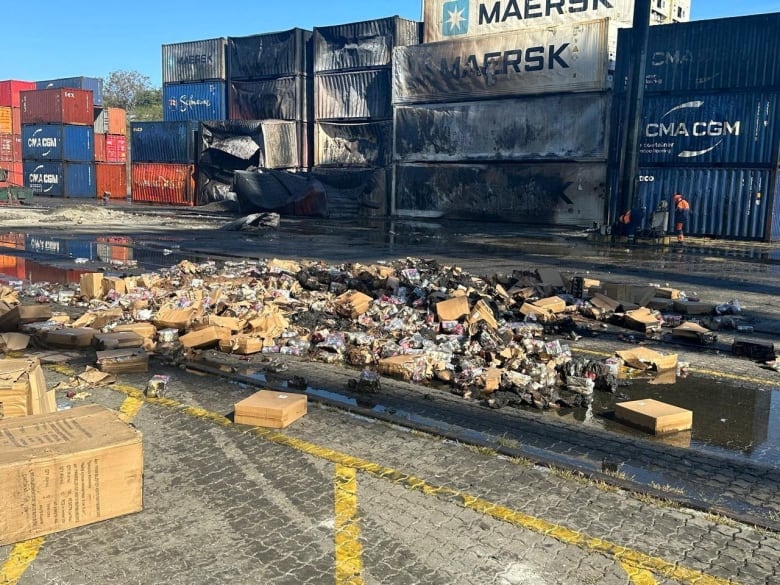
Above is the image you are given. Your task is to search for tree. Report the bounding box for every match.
[103,70,158,111]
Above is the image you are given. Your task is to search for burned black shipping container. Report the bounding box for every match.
[315,121,392,167]
[394,162,607,226]
[314,69,393,121]
[313,16,421,74]
[162,38,227,84]
[228,29,313,80]
[394,93,610,163]
[229,77,313,122]
[314,165,390,218]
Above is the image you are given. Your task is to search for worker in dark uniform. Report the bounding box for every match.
[672,193,691,244]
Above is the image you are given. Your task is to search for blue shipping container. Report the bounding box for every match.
[65,240,97,260]
[21,124,94,162]
[25,235,67,256]
[24,161,96,198]
[163,81,226,122]
[36,76,104,106]
[130,121,199,163]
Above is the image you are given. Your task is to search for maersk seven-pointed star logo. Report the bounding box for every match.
[442,0,469,36]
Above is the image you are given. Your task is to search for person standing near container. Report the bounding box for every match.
[672,193,691,244]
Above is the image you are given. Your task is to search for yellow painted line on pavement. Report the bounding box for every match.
[621,561,659,585]
[118,396,145,423]
[334,466,365,585]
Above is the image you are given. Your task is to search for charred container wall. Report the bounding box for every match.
[228,29,313,80]
[315,121,392,167]
[228,77,312,122]
[315,69,393,121]
[162,38,227,84]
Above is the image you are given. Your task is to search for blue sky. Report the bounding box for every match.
[3,1,779,87]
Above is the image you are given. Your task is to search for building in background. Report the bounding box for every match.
[651,0,691,24]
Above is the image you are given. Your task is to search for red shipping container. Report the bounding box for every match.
[131,163,195,206]
[97,236,134,263]
[0,161,23,186]
[0,107,11,133]
[105,134,127,163]
[107,108,127,135]
[95,163,128,199]
[0,80,36,108]
[0,134,14,162]
[12,107,20,134]
[20,88,93,125]
[0,233,26,280]
[94,133,107,162]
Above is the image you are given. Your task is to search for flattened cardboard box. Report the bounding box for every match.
[0,404,143,545]
[234,390,307,429]
[0,358,55,418]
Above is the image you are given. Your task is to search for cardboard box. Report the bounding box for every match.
[153,308,195,331]
[102,277,127,296]
[219,336,263,355]
[93,332,144,350]
[673,301,716,316]
[113,322,157,340]
[80,273,105,299]
[623,308,662,333]
[589,293,621,313]
[0,305,53,333]
[180,326,232,349]
[615,399,693,435]
[0,358,55,418]
[234,390,307,429]
[44,327,96,348]
[378,354,428,382]
[616,348,678,372]
[0,404,143,545]
[532,296,567,314]
[655,287,682,300]
[0,332,30,351]
[96,349,149,373]
[436,296,470,322]
[335,290,373,318]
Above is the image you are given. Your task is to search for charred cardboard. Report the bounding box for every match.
[673,301,716,315]
[436,296,470,322]
[234,390,307,429]
[469,299,498,330]
[335,290,373,318]
[615,399,692,435]
[0,357,55,418]
[79,273,104,299]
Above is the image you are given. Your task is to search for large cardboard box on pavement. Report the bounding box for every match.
[234,390,307,429]
[0,404,144,545]
[0,357,55,418]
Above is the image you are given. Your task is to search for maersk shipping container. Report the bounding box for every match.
[36,77,104,106]
[632,167,779,241]
[229,77,312,121]
[315,121,392,167]
[313,17,420,73]
[394,19,615,105]
[315,69,392,121]
[162,38,227,83]
[614,13,780,95]
[21,124,94,162]
[130,121,199,163]
[24,161,96,197]
[422,0,634,43]
[228,29,313,80]
[20,88,94,125]
[131,163,195,205]
[163,81,227,122]
[0,80,36,108]
[394,162,606,226]
[394,93,610,163]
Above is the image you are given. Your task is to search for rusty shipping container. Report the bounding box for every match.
[394,19,615,105]
[394,162,607,226]
[228,76,312,121]
[93,107,127,135]
[95,163,128,199]
[315,121,392,167]
[313,17,421,74]
[614,13,780,95]
[422,0,634,43]
[20,88,93,125]
[395,93,610,163]
[37,77,103,106]
[131,163,195,206]
[0,135,22,162]
[228,28,313,80]
[162,38,227,83]
[0,80,36,108]
[315,69,393,121]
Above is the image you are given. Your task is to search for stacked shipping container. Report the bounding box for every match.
[162,38,227,122]
[0,80,36,186]
[94,106,128,199]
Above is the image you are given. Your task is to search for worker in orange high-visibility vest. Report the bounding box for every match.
[672,193,691,244]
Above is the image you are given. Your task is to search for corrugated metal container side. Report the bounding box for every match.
[315,121,392,167]
[21,124,94,162]
[96,163,128,199]
[0,107,11,134]
[313,165,391,218]
[394,93,610,163]
[93,107,127,135]
[163,81,227,122]
[96,236,134,264]
[162,38,227,84]
[25,235,67,256]
[37,77,103,105]
[394,19,613,105]
[228,29,313,80]
[0,162,23,186]
[422,0,633,43]
[199,119,300,170]
[12,107,21,134]
[0,135,21,162]
[228,76,312,122]
[20,88,94,125]
[315,69,392,121]
[105,134,127,163]
[635,167,774,240]
[24,161,96,197]
[94,133,106,162]
[130,121,199,163]
[0,80,37,108]
[300,122,314,169]
[65,240,96,260]
[394,162,607,226]
[313,16,421,73]
[131,163,196,205]
[615,14,780,95]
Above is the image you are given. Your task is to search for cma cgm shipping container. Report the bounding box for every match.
[394,93,610,163]
[393,19,615,105]
[394,162,607,226]
[95,163,128,199]
[0,80,36,108]
[313,17,420,73]
[93,107,127,135]
[422,0,633,43]
[0,134,22,162]
[163,81,227,122]
[228,77,312,121]
[315,69,393,121]
[162,38,227,84]
[131,163,195,205]
[315,121,392,167]
[24,161,96,197]
[228,28,313,80]
[614,13,780,95]
[37,77,104,106]
[20,88,93,125]
[21,124,94,162]
[105,134,127,163]
[130,121,199,163]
